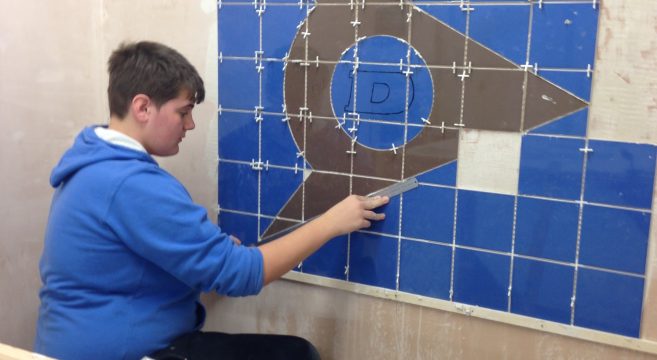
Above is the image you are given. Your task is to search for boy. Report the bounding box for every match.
[35,41,387,359]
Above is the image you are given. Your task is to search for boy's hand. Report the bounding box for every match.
[319,195,389,238]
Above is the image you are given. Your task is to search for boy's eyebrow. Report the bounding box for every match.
[178,103,195,110]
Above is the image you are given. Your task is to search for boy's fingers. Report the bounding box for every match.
[230,235,242,245]
[364,195,389,209]
[364,210,385,221]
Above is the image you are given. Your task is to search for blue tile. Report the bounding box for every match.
[330,36,431,150]
[529,108,587,137]
[416,161,457,187]
[456,190,514,252]
[303,235,348,280]
[218,5,260,57]
[350,121,421,151]
[368,195,400,237]
[262,6,306,59]
[259,217,272,239]
[218,211,259,246]
[399,240,452,299]
[261,167,303,217]
[580,205,650,274]
[219,59,259,110]
[585,141,657,209]
[453,248,510,311]
[218,112,259,162]
[262,61,285,113]
[468,5,530,65]
[402,185,455,244]
[539,70,593,102]
[349,232,398,290]
[416,5,467,34]
[511,258,573,324]
[515,197,578,262]
[518,135,584,200]
[218,161,259,213]
[530,4,599,69]
[261,115,303,167]
[575,268,643,337]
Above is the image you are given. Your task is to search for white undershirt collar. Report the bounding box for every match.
[94,126,147,153]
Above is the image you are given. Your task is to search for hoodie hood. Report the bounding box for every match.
[50,126,156,187]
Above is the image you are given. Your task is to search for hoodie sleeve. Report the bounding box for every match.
[104,167,264,296]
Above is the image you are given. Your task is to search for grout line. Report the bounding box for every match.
[345,0,361,282]
[507,195,519,312]
[218,158,655,213]
[220,55,595,74]
[220,105,596,141]
[224,205,650,280]
[449,189,459,302]
[395,2,413,292]
[218,1,596,7]
[256,0,264,242]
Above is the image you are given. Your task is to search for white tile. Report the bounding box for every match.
[456,129,522,195]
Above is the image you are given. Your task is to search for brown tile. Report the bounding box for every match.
[411,8,466,67]
[523,73,588,132]
[467,38,517,69]
[358,5,409,41]
[307,6,355,61]
[462,69,524,132]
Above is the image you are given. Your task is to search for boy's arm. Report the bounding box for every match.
[258,195,389,285]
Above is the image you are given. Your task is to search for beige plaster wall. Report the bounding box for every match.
[1,0,656,359]
[0,0,217,351]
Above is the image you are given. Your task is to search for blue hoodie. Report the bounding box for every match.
[35,126,264,359]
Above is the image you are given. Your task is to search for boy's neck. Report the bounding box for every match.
[108,115,145,146]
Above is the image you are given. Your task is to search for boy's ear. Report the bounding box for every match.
[131,94,152,124]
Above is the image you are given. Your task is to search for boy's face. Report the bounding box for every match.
[143,90,196,156]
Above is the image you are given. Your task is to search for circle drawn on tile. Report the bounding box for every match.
[330,35,434,150]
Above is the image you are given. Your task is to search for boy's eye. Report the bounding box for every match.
[179,112,189,117]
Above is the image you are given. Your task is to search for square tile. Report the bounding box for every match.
[262,115,303,167]
[218,112,259,162]
[368,195,400,237]
[399,240,452,299]
[219,59,259,110]
[262,5,306,59]
[218,211,259,246]
[218,161,259,213]
[529,108,587,137]
[416,5,467,35]
[461,70,525,132]
[539,70,593,102]
[261,167,303,217]
[348,121,410,152]
[456,190,514,252]
[349,232,398,290]
[218,5,260,57]
[518,135,584,200]
[262,60,285,113]
[401,184,455,244]
[584,140,657,209]
[468,4,530,65]
[515,197,578,262]
[457,129,522,196]
[303,235,348,280]
[453,248,510,311]
[580,205,651,274]
[511,258,573,324]
[416,162,457,187]
[530,4,599,69]
[574,268,643,337]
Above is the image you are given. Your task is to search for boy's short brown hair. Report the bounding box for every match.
[107,41,205,118]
